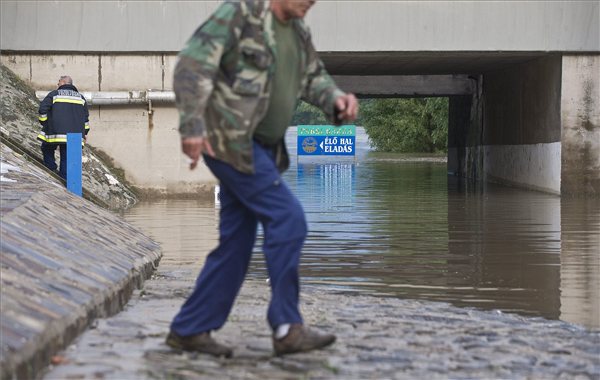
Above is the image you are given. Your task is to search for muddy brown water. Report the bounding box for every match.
[123,132,599,329]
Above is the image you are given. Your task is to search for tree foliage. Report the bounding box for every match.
[291,101,327,125]
[291,97,449,153]
[361,98,448,153]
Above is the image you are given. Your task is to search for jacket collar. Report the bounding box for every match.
[58,84,78,92]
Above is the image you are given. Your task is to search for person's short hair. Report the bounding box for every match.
[59,75,73,85]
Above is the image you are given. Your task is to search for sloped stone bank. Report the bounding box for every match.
[0,143,162,379]
[0,63,137,210]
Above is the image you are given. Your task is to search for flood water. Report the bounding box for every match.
[123,128,600,329]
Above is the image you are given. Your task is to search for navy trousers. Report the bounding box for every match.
[171,141,307,336]
[41,143,67,179]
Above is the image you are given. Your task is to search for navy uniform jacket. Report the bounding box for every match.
[38,84,90,144]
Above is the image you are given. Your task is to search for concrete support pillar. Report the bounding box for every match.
[447,76,484,184]
[560,55,600,196]
[447,95,471,176]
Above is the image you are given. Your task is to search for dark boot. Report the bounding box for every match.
[166,331,233,358]
[273,324,336,356]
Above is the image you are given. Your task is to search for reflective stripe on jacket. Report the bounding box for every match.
[38,84,90,144]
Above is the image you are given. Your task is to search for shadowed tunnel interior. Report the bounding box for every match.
[323,51,567,195]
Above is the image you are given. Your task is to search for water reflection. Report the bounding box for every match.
[123,151,599,329]
[123,199,218,267]
[560,198,600,327]
[446,177,561,319]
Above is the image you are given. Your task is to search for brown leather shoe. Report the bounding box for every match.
[273,324,336,356]
[166,331,233,358]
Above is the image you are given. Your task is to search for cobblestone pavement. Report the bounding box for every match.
[44,262,599,380]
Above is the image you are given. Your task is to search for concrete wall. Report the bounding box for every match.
[483,56,563,146]
[1,1,598,52]
[449,54,600,196]
[0,54,177,91]
[479,56,563,194]
[481,143,562,194]
[560,55,600,196]
[0,53,205,195]
[88,105,216,197]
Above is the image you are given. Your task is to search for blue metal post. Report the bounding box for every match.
[66,133,82,196]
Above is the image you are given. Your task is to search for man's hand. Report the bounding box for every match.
[181,136,215,170]
[334,93,359,123]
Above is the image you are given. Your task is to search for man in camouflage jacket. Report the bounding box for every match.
[167,0,358,358]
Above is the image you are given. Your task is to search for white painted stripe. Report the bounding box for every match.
[480,142,561,194]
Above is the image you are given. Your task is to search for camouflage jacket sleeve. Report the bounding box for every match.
[174,2,243,138]
[300,29,346,124]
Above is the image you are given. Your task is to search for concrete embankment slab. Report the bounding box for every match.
[0,142,162,379]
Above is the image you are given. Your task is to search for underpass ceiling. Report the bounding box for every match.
[320,51,556,75]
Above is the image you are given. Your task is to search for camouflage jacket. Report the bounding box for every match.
[174,0,345,174]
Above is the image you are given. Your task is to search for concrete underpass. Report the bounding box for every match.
[1,1,598,196]
[325,51,596,195]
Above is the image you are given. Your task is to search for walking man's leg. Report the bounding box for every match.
[255,182,306,328]
[168,142,335,357]
[201,142,335,356]
[167,184,257,357]
[247,178,335,356]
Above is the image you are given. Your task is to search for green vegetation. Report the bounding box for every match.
[291,101,328,125]
[291,97,449,153]
[361,98,448,153]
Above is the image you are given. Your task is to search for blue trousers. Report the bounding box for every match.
[171,141,307,336]
[41,143,67,179]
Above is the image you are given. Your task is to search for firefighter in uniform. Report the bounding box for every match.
[37,75,90,179]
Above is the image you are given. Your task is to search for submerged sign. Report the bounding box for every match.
[297,125,356,156]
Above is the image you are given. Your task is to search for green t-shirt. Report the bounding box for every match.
[253,17,301,146]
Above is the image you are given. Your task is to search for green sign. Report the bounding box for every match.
[297,125,356,156]
[297,125,355,137]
